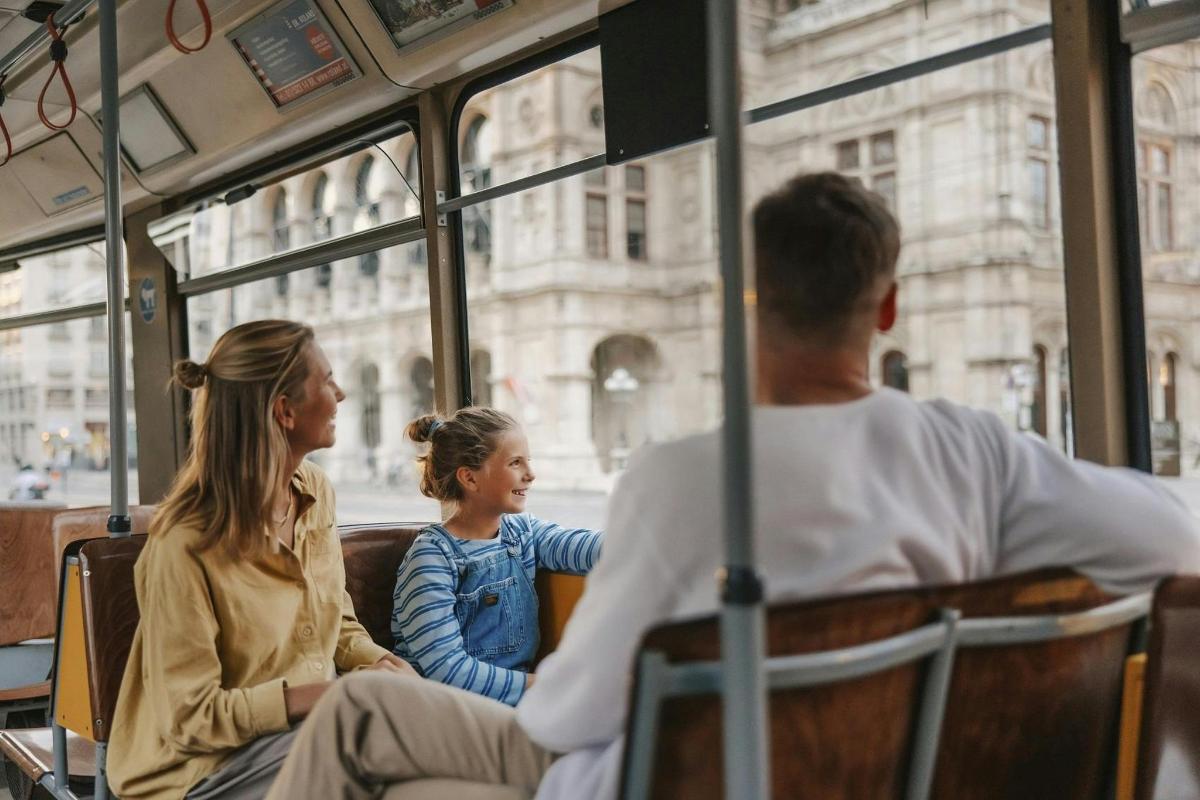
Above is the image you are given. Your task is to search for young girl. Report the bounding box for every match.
[391,407,603,706]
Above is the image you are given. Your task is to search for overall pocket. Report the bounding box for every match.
[456,576,524,658]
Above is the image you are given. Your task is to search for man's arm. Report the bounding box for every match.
[517,449,684,751]
[986,413,1200,593]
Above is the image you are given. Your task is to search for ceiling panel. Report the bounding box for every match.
[0,6,39,59]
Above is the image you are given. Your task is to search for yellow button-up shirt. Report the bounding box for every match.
[108,461,389,799]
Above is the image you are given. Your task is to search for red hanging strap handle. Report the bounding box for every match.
[37,13,77,132]
[0,78,12,168]
[166,0,212,55]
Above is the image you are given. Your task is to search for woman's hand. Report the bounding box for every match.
[525,673,536,690]
[368,652,418,676]
[284,681,333,723]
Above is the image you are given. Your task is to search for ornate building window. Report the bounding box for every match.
[1032,345,1048,436]
[410,357,435,418]
[272,190,290,296]
[881,350,909,392]
[360,363,381,449]
[470,350,493,407]
[836,131,896,210]
[625,164,647,260]
[1138,142,1173,252]
[354,157,382,278]
[585,167,608,258]
[1027,116,1051,229]
[462,116,493,262]
[1162,351,1178,423]
[311,174,333,290]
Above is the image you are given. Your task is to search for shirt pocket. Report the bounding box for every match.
[455,576,524,658]
[307,535,345,606]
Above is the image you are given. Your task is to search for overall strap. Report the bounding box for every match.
[425,524,469,578]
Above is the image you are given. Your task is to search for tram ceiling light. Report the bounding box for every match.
[223,184,258,205]
[100,85,195,174]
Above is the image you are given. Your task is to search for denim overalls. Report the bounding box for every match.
[430,523,540,671]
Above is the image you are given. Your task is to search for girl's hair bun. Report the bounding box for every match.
[174,359,209,390]
[405,414,443,444]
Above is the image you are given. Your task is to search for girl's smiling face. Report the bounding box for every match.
[460,428,535,515]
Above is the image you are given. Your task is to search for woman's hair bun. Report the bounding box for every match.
[174,359,209,390]
[405,414,442,444]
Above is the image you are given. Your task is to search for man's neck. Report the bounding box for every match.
[757,339,874,406]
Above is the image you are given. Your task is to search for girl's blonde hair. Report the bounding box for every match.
[406,407,518,503]
[153,319,315,558]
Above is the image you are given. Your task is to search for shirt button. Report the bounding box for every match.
[302,626,314,638]
[311,661,323,673]
[295,581,305,591]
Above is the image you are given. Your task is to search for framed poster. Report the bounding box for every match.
[367,0,515,51]
[229,0,360,111]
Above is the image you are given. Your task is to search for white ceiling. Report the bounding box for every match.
[0,3,40,63]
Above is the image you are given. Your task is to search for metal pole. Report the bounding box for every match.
[99,0,130,536]
[707,1,769,798]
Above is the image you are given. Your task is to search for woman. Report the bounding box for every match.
[108,320,411,800]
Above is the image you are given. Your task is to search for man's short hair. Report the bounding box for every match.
[752,172,901,340]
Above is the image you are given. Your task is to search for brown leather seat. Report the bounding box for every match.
[621,568,1140,799]
[339,523,428,648]
[51,505,156,593]
[1135,574,1200,800]
[0,502,67,646]
[0,726,96,780]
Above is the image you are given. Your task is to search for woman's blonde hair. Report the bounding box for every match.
[152,319,315,558]
[406,407,518,503]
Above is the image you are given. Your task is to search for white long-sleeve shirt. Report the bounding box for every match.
[516,389,1200,800]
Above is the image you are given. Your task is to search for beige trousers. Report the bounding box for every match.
[265,672,554,800]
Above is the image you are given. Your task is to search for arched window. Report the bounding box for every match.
[1032,346,1048,436]
[470,350,493,407]
[1059,348,1073,455]
[410,357,435,418]
[354,158,381,277]
[1163,351,1178,423]
[360,363,381,449]
[462,116,493,262]
[406,146,426,266]
[272,191,290,296]
[881,350,909,392]
[311,174,333,290]
[591,335,660,473]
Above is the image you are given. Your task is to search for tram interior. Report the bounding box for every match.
[0,0,1199,797]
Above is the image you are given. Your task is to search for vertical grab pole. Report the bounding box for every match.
[99,0,130,538]
[708,1,769,799]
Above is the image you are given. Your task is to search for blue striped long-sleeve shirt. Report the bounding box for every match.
[391,513,603,705]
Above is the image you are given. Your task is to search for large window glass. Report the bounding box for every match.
[453,7,1070,528]
[174,130,420,280]
[746,33,1072,455]
[185,243,438,524]
[0,299,138,506]
[1133,37,1200,487]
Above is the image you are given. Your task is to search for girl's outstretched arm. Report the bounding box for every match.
[390,537,529,706]
[527,516,604,575]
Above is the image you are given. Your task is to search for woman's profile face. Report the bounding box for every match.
[285,342,345,455]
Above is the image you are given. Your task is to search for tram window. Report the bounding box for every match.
[457,138,715,521]
[751,1,1049,110]
[169,130,420,280]
[1134,41,1196,478]
[749,32,1073,454]
[185,243,438,524]
[0,309,140,507]
[0,242,128,318]
[457,48,605,191]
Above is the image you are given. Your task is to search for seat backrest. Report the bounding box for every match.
[623,568,1133,800]
[338,523,427,648]
[76,534,148,743]
[0,501,66,645]
[1135,575,1200,800]
[52,505,156,589]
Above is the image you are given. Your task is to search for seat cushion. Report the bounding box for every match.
[0,727,95,781]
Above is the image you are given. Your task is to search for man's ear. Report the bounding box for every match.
[456,465,478,494]
[878,282,898,332]
[273,394,296,431]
